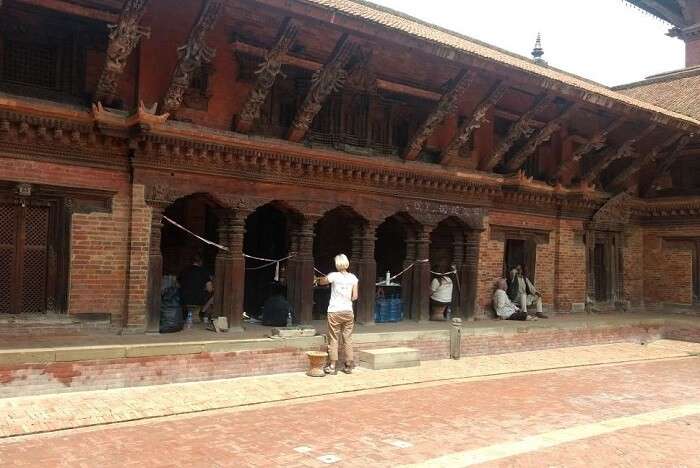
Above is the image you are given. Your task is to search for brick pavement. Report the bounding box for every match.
[0,352,699,467]
[1,340,699,439]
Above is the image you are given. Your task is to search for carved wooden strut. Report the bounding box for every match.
[440,81,509,165]
[94,0,150,104]
[555,116,626,181]
[608,132,684,190]
[287,35,358,142]
[644,133,694,195]
[161,0,224,114]
[480,94,552,171]
[582,124,657,186]
[403,70,476,161]
[235,19,299,133]
[505,102,580,172]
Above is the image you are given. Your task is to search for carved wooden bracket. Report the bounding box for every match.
[582,124,657,185]
[587,192,633,231]
[555,115,626,181]
[644,132,695,196]
[404,200,486,230]
[440,81,509,165]
[505,102,580,172]
[161,0,224,114]
[489,224,551,244]
[235,19,299,133]
[94,0,151,105]
[480,94,552,171]
[287,35,358,142]
[609,132,684,191]
[403,70,476,161]
[92,101,168,137]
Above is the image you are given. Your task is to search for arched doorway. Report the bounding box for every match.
[313,206,365,318]
[243,202,297,319]
[161,193,221,277]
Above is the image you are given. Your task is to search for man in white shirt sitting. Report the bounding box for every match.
[508,265,547,319]
[493,278,537,321]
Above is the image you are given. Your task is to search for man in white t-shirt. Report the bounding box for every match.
[315,254,358,375]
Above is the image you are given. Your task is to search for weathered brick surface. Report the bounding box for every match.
[642,226,700,305]
[0,324,674,398]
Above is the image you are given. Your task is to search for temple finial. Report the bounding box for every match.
[531,32,547,66]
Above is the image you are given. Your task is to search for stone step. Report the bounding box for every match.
[359,347,420,370]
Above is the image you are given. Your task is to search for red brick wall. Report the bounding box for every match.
[686,38,700,68]
[643,226,700,305]
[553,218,586,311]
[0,157,155,324]
[0,324,669,397]
[624,226,644,306]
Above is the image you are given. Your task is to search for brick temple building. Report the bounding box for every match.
[1,0,699,336]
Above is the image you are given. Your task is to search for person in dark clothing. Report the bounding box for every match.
[261,282,294,327]
[177,254,213,324]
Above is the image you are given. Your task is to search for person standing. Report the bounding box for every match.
[315,254,358,375]
[177,253,213,325]
[429,268,453,321]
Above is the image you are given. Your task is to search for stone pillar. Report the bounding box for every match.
[401,235,416,320]
[412,225,433,322]
[462,229,483,319]
[214,209,247,333]
[146,204,165,334]
[355,221,378,325]
[289,215,317,324]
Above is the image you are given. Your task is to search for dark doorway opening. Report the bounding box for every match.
[503,238,536,281]
[594,243,609,302]
[244,204,289,318]
[161,194,220,278]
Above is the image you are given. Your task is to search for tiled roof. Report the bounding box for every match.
[614,67,700,121]
[299,0,700,127]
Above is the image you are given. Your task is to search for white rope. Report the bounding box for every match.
[244,253,296,263]
[163,215,229,251]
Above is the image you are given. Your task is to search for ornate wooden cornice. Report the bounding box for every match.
[608,132,685,191]
[235,19,299,133]
[403,70,476,161]
[94,0,151,105]
[555,116,626,182]
[505,102,580,172]
[480,94,552,171]
[287,35,358,142]
[440,81,509,165]
[582,124,657,185]
[161,0,224,114]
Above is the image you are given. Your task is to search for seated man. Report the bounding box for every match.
[261,282,294,327]
[493,278,536,321]
[508,265,547,319]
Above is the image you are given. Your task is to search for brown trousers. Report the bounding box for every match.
[327,312,354,363]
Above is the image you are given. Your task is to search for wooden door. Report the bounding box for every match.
[0,199,51,314]
[594,242,608,302]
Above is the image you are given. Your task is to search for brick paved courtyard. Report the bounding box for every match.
[1,340,699,467]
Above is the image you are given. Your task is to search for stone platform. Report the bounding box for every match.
[0,313,698,398]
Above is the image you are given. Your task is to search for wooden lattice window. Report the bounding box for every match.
[2,40,58,89]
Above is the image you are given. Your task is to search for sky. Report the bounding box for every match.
[368,0,685,87]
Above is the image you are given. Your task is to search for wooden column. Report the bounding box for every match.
[289,215,317,324]
[146,204,165,333]
[412,225,434,321]
[214,209,247,332]
[285,228,300,317]
[355,221,378,325]
[451,231,465,318]
[401,235,417,320]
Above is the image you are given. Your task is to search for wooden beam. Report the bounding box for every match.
[287,35,358,142]
[235,19,299,133]
[94,0,150,105]
[402,70,476,161]
[493,108,545,128]
[14,0,118,23]
[644,133,695,195]
[231,40,442,101]
[609,132,684,190]
[555,116,626,182]
[480,94,552,171]
[440,81,509,165]
[161,0,225,114]
[505,102,580,172]
[582,124,657,185]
